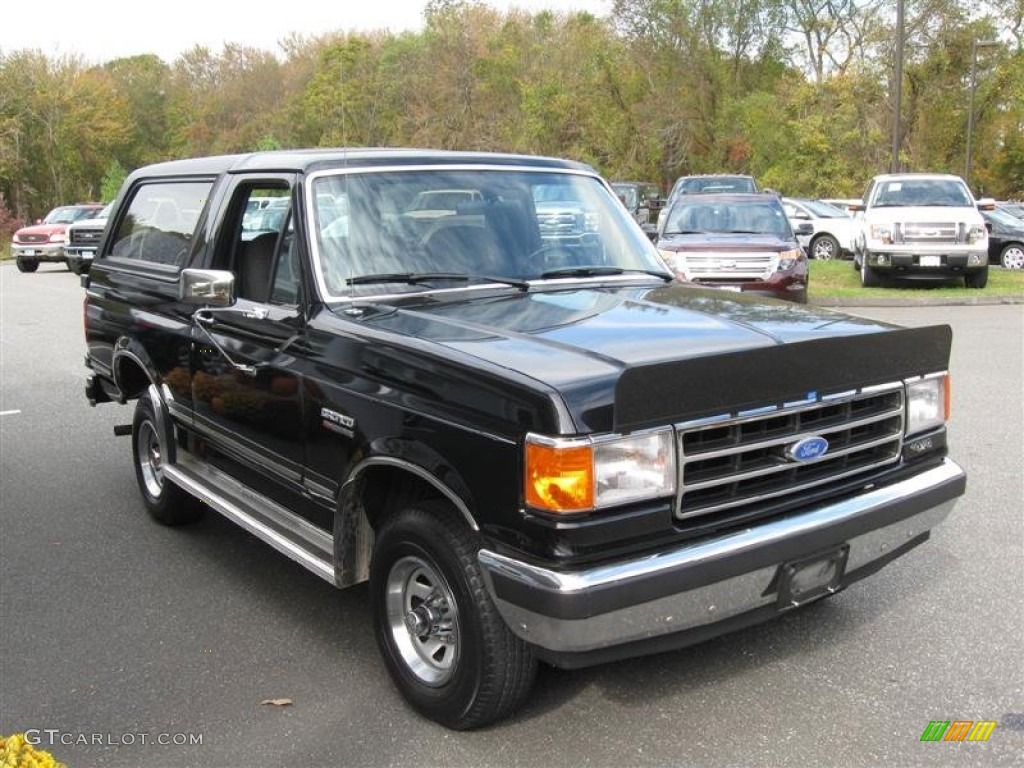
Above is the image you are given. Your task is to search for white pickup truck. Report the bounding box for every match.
[852,173,992,288]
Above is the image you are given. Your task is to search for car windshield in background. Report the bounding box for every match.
[664,198,791,238]
[987,207,1024,228]
[801,199,848,218]
[309,169,664,298]
[870,179,973,207]
[43,206,100,224]
[678,176,757,194]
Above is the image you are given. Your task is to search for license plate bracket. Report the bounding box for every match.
[919,255,941,267]
[777,546,849,610]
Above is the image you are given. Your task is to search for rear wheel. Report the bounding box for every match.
[16,257,39,273]
[370,500,536,729]
[811,234,840,260]
[1000,244,1024,270]
[964,267,988,289]
[132,392,202,525]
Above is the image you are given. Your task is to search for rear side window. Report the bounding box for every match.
[109,181,212,266]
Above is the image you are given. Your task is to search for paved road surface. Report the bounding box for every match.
[1,264,1021,767]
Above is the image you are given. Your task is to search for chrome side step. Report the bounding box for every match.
[163,454,336,585]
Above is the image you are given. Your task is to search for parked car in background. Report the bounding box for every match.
[996,201,1024,220]
[11,203,105,272]
[782,197,860,260]
[611,181,663,240]
[657,174,760,236]
[64,203,113,275]
[851,173,991,288]
[657,192,809,302]
[982,207,1024,269]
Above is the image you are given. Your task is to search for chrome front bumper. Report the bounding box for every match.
[479,459,965,664]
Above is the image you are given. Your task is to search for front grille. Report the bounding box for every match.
[675,384,904,521]
[681,251,777,280]
[538,212,581,237]
[899,221,958,245]
[70,228,103,245]
[18,234,48,244]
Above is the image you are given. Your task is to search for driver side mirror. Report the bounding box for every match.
[180,268,235,307]
[795,222,814,236]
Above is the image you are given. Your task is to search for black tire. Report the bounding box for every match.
[131,392,202,525]
[810,234,840,260]
[860,258,881,287]
[964,267,988,289]
[16,257,39,273]
[67,258,83,275]
[370,500,536,730]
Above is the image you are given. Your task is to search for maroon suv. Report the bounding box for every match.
[656,193,810,303]
[11,203,105,272]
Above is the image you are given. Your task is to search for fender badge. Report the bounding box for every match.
[785,436,829,462]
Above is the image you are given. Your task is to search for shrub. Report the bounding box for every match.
[0,733,67,768]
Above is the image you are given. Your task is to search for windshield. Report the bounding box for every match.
[987,208,1024,227]
[309,169,666,299]
[801,199,847,218]
[664,198,792,238]
[870,179,973,208]
[612,184,639,209]
[43,206,98,224]
[675,176,757,196]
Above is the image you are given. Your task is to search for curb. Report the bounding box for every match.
[814,295,1024,307]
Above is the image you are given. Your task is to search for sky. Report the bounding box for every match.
[1,0,612,65]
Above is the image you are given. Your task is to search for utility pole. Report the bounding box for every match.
[890,0,904,173]
[965,39,999,191]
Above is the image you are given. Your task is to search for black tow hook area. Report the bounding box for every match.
[113,424,133,437]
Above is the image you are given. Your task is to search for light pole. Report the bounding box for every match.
[965,39,999,190]
[891,0,905,173]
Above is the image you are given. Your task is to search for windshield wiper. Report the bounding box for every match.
[540,266,672,281]
[346,272,469,286]
[346,272,529,291]
[662,229,705,235]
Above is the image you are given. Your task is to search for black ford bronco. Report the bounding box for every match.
[83,149,966,729]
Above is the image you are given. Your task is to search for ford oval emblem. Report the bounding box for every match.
[786,436,829,462]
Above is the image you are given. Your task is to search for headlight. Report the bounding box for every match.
[869,224,893,244]
[525,429,676,513]
[48,232,66,243]
[777,248,804,271]
[905,374,949,436]
[967,224,987,244]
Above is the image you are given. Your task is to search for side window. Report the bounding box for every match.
[109,181,211,266]
[231,185,300,306]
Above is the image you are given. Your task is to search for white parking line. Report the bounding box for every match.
[0,410,22,416]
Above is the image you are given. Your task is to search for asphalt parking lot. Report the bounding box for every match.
[1,263,1021,767]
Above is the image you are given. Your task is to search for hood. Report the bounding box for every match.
[866,205,984,225]
[14,223,68,239]
[340,282,906,432]
[658,233,795,251]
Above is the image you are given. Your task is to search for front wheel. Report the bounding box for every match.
[16,257,39,273]
[132,392,202,525]
[370,501,536,729]
[964,267,988,289]
[860,258,881,287]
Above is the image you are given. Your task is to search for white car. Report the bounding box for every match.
[782,198,861,260]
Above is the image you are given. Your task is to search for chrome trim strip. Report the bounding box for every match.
[673,382,904,431]
[164,456,335,584]
[343,455,479,531]
[190,414,303,485]
[478,459,963,653]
